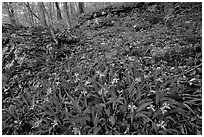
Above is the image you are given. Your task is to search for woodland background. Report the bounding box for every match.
[2,2,202,135]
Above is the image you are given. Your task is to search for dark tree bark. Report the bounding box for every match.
[55,2,62,21]
[24,2,40,21]
[78,2,85,14]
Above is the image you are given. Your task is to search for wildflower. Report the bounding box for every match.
[160,108,167,114]
[64,100,72,105]
[189,78,196,86]
[144,74,150,78]
[170,67,175,70]
[33,81,41,89]
[147,104,155,111]
[110,63,115,66]
[128,56,135,61]
[157,67,161,70]
[135,77,142,83]
[56,80,60,85]
[162,102,171,109]
[128,104,137,112]
[75,78,80,83]
[99,103,106,107]
[43,97,49,103]
[72,127,81,135]
[156,120,167,130]
[99,73,105,78]
[47,88,52,95]
[51,119,58,128]
[165,88,171,91]
[74,73,80,83]
[84,80,91,86]
[33,119,42,128]
[150,89,156,93]
[75,73,79,77]
[124,127,129,134]
[30,104,35,110]
[160,102,171,114]
[6,60,14,69]
[111,78,119,85]
[96,70,105,78]
[14,120,21,124]
[117,90,123,94]
[96,70,100,74]
[98,88,108,95]
[81,90,87,95]
[156,78,163,82]
[67,79,70,82]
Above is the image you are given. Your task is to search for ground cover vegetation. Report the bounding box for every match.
[2,2,202,135]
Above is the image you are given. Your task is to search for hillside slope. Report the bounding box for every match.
[2,2,202,135]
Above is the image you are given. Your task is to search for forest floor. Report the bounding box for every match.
[2,2,202,135]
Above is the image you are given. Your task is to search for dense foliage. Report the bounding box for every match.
[2,2,202,135]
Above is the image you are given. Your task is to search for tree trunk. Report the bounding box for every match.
[25,2,34,27]
[37,2,47,26]
[55,2,62,21]
[78,2,85,14]
[30,2,37,25]
[24,2,40,21]
[63,2,72,30]
[42,2,58,44]
[69,2,75,16]
[4,2,18,26]
[48,2,53,25]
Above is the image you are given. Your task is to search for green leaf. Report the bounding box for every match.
[183,103,195,115]
[136,102,152,112]
[65,92,82,114]
[93,127,101,135]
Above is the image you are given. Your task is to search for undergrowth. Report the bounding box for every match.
[2,2,202,135]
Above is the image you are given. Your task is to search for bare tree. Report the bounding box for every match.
[55,2,62,21]
[63,2,72,30]
[37,2,47,26]
[4,2,18,26]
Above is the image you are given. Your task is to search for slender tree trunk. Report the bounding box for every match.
[42,2,58,44]
[24,2,40,21]
[4,2,18,26]
[55,2,62,21]
[69,2,75,16]
[78,2,85,14]
[30,2,37,25]
[63,2,72,30]
[48,2,53,25]
[25,2,34,27]
[37,2,47,26]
